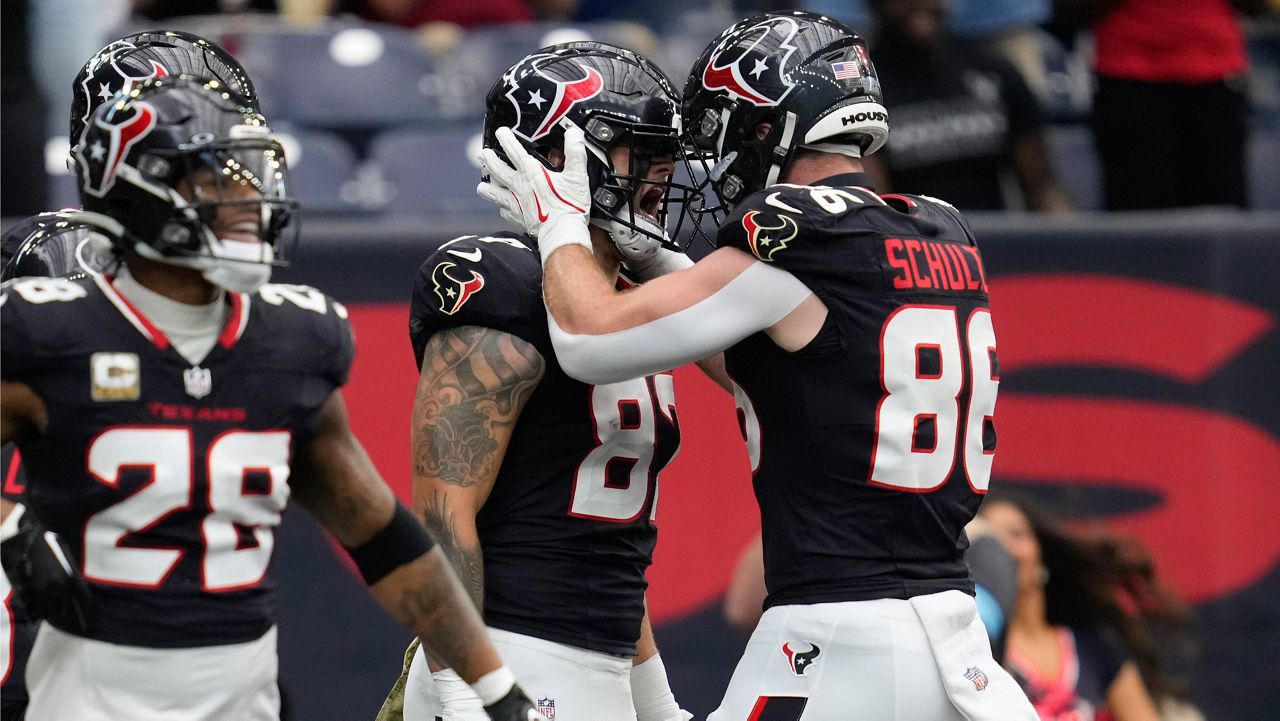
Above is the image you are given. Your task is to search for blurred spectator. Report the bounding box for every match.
[864,0,1072,212]
[1056,0,1270,209]
[982,497,1199,721]
[135,0,278,18]
[336,0,577,28]
[949,0,1054,100]
[2,0,49,216]
[31,0,104,143]
[804,0,1053,98]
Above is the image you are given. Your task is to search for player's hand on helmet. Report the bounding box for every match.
[1,504,92,634]
[483,684,546,721]
[478,122,592,262]
[475,180,529,235]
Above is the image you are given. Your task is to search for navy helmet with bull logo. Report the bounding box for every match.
[683,11,888,207]
[482,41,701,249]
[70,30,259,154]
[73,76,295,293]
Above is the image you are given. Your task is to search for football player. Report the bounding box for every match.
[0,77,537,721]
[385,42,693,721]
[1,212,108,721]
[481,11,1038,721]
[0,33,257,720]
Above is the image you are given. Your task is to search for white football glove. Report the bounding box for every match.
[475,181,527,234]
[477,122,593,264]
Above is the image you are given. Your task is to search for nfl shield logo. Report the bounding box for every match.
[536,697,555,719]
[183,366,212,399]
[964,666,989,691]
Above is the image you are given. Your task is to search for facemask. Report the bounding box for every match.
[592,216,669,270]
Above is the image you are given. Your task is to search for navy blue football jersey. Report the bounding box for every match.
[719,173,998,608]
[1,447,36,707]
[409,233,681,656]
[0,274,354,648]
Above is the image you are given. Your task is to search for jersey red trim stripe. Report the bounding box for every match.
[96,274,171,350]
[218,292,250,349]
[2,589,14,685]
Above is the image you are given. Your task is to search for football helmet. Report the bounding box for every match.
[483,41,697,249]
[73,76,296,293]
[683,11,888,206]
[0,211,115,282]
[70,30,258,152]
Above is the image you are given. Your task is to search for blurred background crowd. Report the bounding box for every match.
[3,0,1279,219]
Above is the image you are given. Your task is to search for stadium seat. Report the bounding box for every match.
[272,127,368,215]
[368,126,490,216]
[437,22,671,120]
[228,23,456,130]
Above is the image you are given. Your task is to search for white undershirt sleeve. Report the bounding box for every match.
[549,261,814,385]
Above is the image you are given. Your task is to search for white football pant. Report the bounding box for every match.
[404,626,633,721]
[709,590,1036,721]
[25,623,280,720]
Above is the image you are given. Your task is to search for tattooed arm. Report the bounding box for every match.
[413,325,545,665]
[291,390,504,682]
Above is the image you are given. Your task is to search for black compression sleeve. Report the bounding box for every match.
[343,502,436,585]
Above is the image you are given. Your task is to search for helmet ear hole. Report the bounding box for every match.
[544,146,566,170]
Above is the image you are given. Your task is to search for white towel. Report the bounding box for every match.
[909,590,1038,721]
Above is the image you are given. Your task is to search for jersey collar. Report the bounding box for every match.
[816,172,878,191]
[94,272,250,352]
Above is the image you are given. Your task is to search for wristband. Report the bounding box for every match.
[538,214,593,266]
[631,653,690,721]
[343,502,435,585]
[472,665,517,706]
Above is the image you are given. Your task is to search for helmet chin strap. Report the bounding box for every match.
[591,215,670,256]
[797,142,863,159]
[763,111,799,188]
[136,223,274,294]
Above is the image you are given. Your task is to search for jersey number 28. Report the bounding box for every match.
[84,428,291,591]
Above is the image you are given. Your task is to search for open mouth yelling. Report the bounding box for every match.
[636,185,665,224]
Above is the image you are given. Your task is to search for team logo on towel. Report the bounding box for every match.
[964,666,989,691]
[782,641,821,676]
